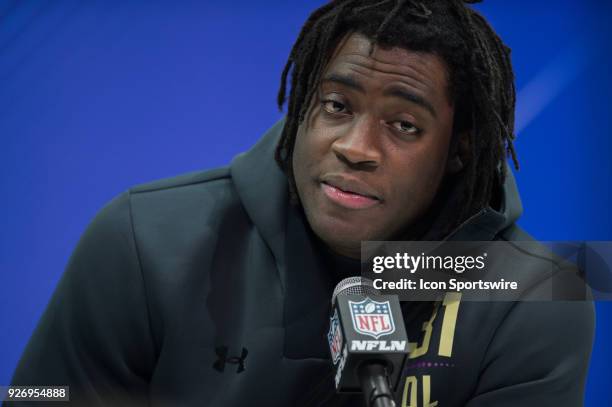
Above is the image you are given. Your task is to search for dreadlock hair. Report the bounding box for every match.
[275,0,519,239]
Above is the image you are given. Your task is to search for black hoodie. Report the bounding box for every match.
[9,120,594,406]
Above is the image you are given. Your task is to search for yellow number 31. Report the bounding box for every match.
[408,292,462,359]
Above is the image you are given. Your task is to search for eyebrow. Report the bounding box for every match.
[321,73,437,118]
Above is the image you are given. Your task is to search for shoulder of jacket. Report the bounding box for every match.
[121,166,246,238]
[496,223,552,265]
[128,167,231,195]
[493,223,593,302]
[497,223,536,242]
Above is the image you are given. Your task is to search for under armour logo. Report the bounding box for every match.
[213,346,248,373]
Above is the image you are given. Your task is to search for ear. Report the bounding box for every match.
[446,131,470,175]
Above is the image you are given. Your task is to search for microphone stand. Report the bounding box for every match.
[357,362,396,407]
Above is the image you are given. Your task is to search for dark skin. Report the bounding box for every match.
[292,32,462,259]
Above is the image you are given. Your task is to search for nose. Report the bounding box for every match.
[331,116,382,170]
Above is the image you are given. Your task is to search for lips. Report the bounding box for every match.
[320,175,381,210]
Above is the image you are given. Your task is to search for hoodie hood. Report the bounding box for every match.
[230,119,291,272]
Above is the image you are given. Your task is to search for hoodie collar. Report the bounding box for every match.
[231,118,332,359]
[230,119,290,277]
[444,163,523,241]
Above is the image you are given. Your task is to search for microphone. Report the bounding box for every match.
[327,277,408,407]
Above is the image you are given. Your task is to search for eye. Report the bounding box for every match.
[321,100,347,114]
[391,120,421,135]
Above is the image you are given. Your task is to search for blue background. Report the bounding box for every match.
[0,0,610,404]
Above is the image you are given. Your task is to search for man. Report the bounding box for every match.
[10,1,593,406]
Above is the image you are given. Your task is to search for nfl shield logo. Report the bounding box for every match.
[349,298,395,339]
[327,308,343,364]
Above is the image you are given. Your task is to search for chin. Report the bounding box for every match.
[310,214,374,256]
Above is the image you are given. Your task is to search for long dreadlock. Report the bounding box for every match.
[275,0,519,239]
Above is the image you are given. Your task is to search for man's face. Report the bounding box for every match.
[292,32,456,259]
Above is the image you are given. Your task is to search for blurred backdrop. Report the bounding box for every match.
[0,0,611,404]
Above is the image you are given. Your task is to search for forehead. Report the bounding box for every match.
[322,32,452,106]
